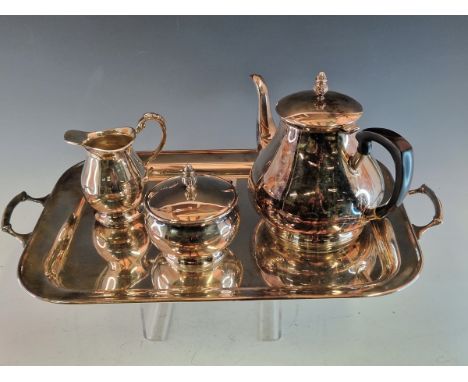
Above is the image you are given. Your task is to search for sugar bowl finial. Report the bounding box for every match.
[313,71,328,99]
[182,164,197,201]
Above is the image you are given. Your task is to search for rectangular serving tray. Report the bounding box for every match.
[10,149,432,304]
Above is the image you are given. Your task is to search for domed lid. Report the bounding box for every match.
[145,165,237,225]
[275,72,363,132]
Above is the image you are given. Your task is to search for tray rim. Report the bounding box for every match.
[13,149,425,304]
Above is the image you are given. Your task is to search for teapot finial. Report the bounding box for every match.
[314,72,328,98]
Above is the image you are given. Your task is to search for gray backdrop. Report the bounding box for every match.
[0,16,466,365]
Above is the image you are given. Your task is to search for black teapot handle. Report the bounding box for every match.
[355,128,414,219]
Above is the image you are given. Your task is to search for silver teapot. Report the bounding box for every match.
[249,72,413,252]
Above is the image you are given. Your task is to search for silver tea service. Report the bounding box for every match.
[1,70,443,306]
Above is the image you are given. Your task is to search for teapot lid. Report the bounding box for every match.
[145,164,237,225]
[276,72,363,132]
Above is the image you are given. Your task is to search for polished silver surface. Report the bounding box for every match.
[251,74,278,150]
[249,121,385,252]
[2,150,441,304]
[64,113,167,226]
[92,213,150,292]
[1,192,50,246]
[144,165,240,268]
[249,72,413,252]
[273,71,363,131]
[151,248,243,297]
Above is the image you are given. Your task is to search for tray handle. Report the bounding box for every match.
[408,184,443,239]
[2,191,49,247]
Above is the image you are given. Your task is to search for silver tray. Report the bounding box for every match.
[2,149,442,304]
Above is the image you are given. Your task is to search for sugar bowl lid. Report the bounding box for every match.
[276,72,363,131]
[145,164,238,225]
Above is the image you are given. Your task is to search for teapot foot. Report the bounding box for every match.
[264,221,362,254]
[253,219,381,288]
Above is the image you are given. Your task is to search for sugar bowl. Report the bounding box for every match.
[144,165,240,268]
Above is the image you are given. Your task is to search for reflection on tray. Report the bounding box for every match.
[91,211,243,296]
[44,197,87,287]
[253,218,401,292]
[18,151,437,303]
[151,248,243,297]
[93,214,150,291]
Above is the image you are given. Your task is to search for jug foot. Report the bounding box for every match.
[95,209,142,227]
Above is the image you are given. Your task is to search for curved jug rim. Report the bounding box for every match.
[69,127,137,153]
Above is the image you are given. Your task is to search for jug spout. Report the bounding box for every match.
[64,130,90,146]
[251,74,277,151]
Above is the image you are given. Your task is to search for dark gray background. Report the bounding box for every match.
[0,16,466,365]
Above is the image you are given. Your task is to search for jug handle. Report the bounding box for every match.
[136,112,167,166]
[354,127,414,219]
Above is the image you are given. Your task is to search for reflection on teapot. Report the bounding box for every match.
[253,218,400,290]
[249,72,413,252]
[65,112,167,226]
[93,213,150,291]
[151,249,243,297]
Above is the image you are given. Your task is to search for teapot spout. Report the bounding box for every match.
[250,74,277,151]
[64,130,90,146]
